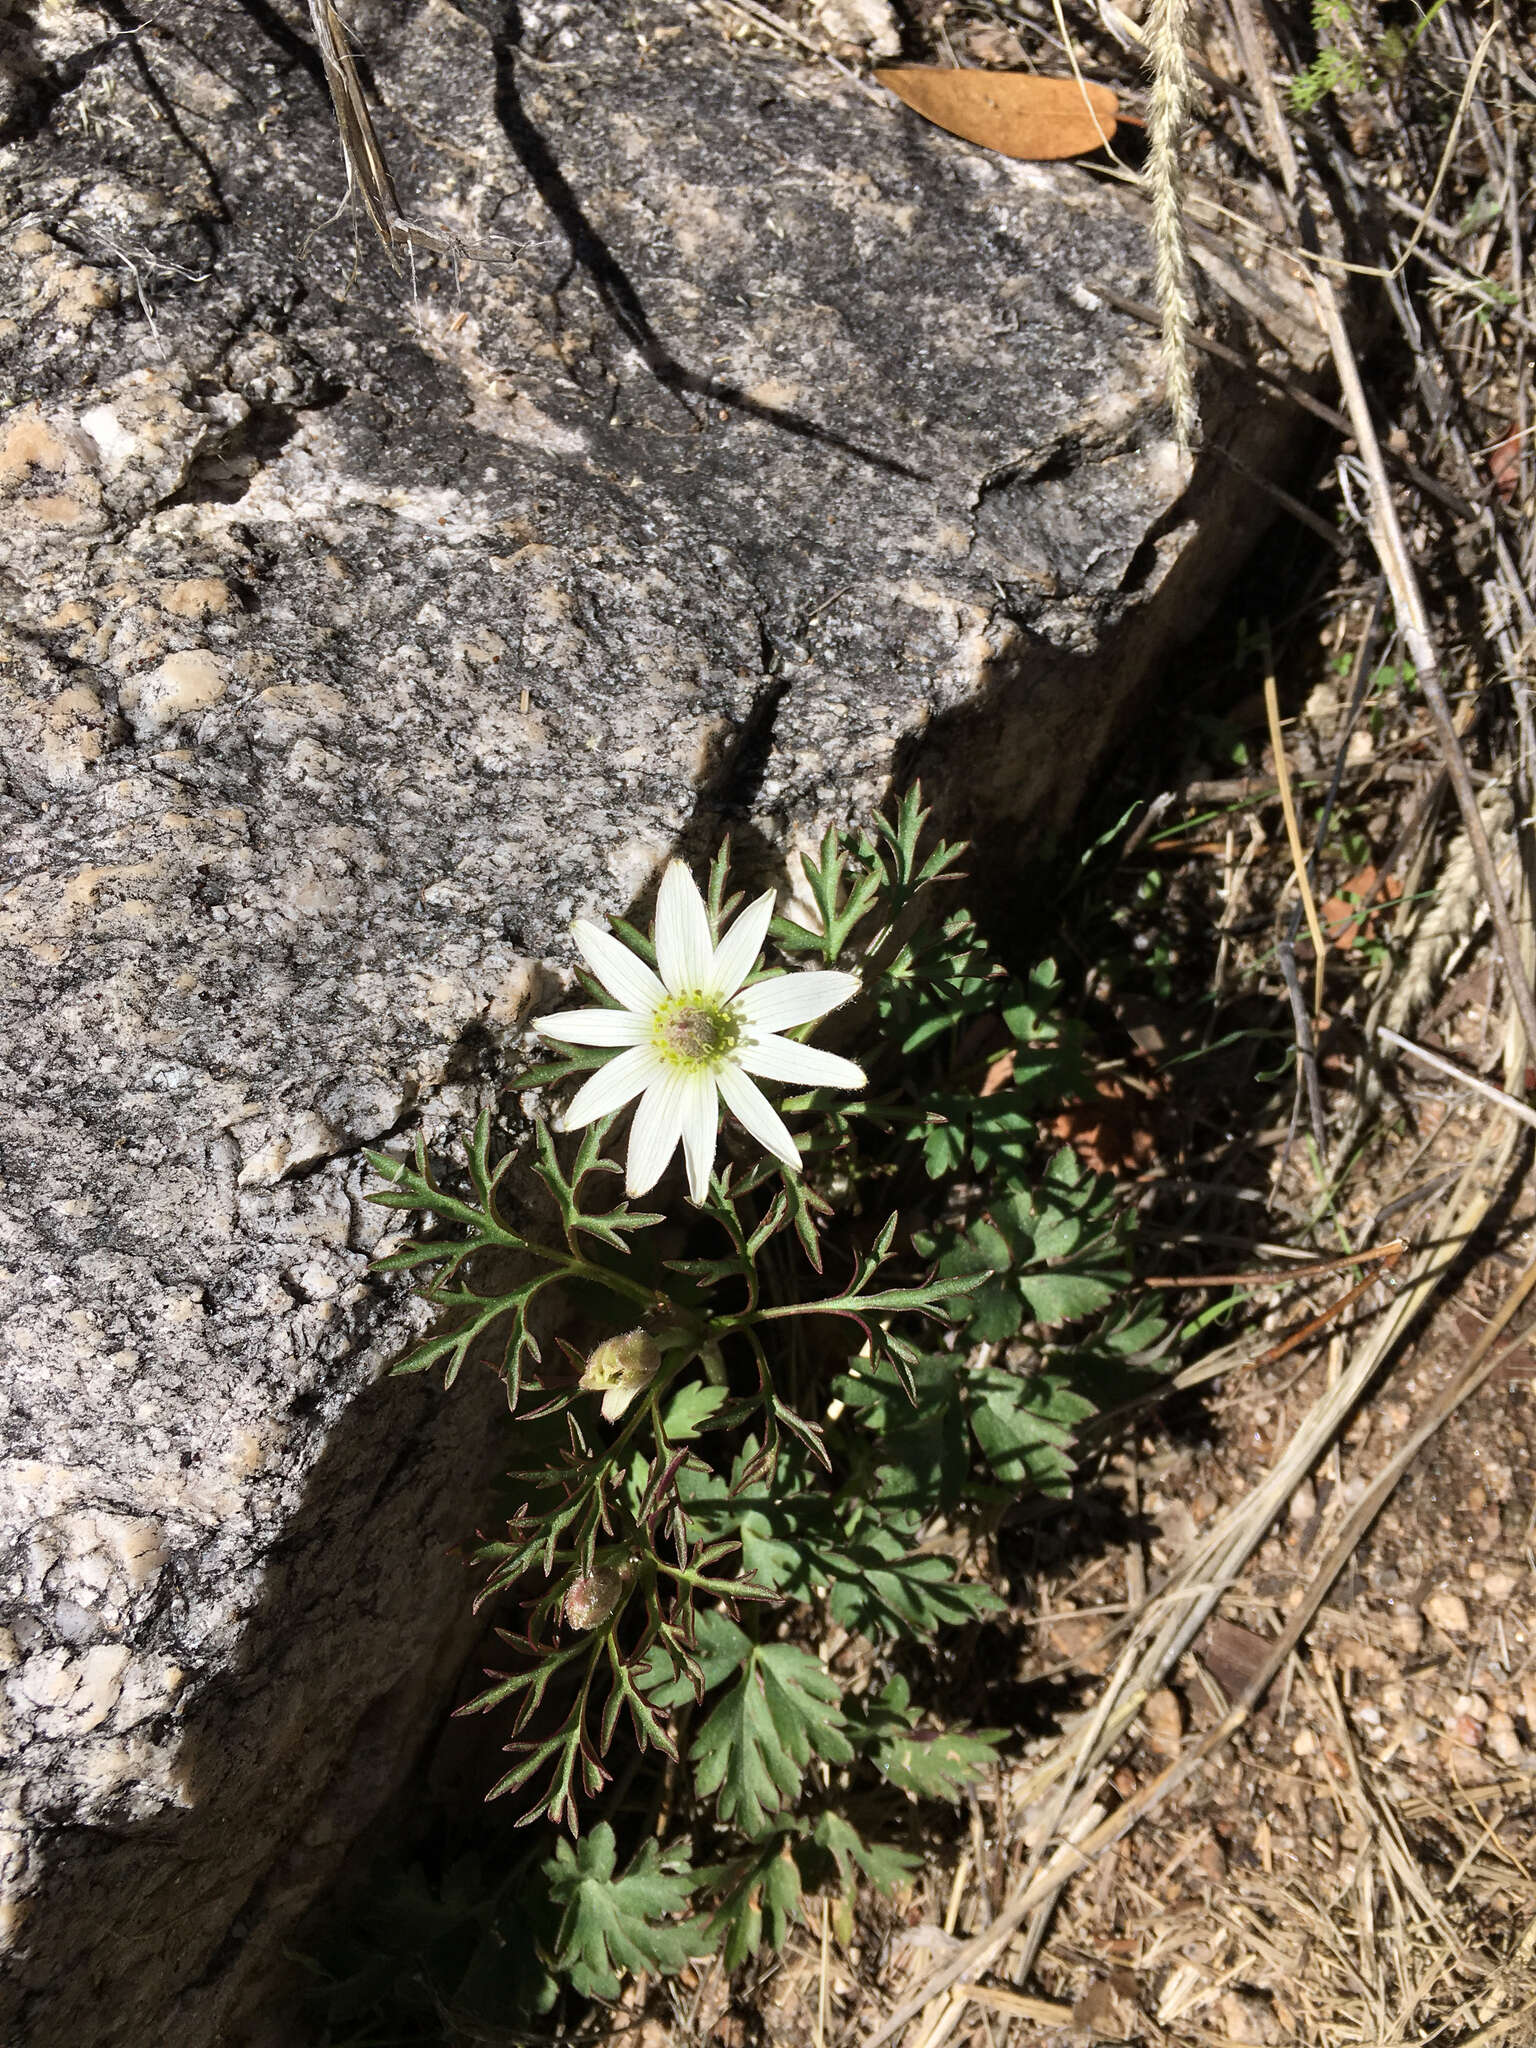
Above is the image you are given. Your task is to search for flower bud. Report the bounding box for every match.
[580,1328,662,1421]
[564,1566,627,1631]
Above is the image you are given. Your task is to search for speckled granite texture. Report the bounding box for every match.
[0,0,1307,2038]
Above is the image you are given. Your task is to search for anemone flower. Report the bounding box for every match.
[533,861,864,1202]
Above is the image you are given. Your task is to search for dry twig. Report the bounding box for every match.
[862,1115,1525,2048]
[1377,1025,1536,1135]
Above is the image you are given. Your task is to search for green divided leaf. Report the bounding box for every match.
[968,1362,1097,1497]
[663,1380,730,1442]
[686,1450,1001,1640]
[825,1518,1004,1637]
[836,1342,1125,1506]
[542,1823,702,1999]
[699,1813,917,1967]
[858,1674,1004,1801]
[688,1618,854,1835]
[931,1148,1130,1342]
[834,1350,969,1512]
[699,1835,806,1968]
[809,1810,920,1891]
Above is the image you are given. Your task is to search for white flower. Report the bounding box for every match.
[533,860,864,1202]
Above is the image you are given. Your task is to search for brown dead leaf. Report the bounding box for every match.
[1488,424,1523,503]
[1198,1616,1272,1703]
[1072,1969,1142,2041]
[1044,1079,1157,1176]
[876,68,1118,160]
[980,1046,1015,1096]
[1320,864,1401,949]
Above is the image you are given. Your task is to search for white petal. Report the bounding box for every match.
[560,1045,663,1130]
[533,1007,650,1047]
[716,1063,802,1172]
[626,1068,690,1196]
[571,918,666,1014]
[653,861,714,994]
[734,969,861,1035]
[738,1035,866,1090]
[704,888,775,1001]
[679,1070,720,1203]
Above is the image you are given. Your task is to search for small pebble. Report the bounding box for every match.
[1486,1712,1522,1765]
[1485,1569,1517,1601]
[1142,1686,1183,1759]
[1291,1726,1318,1757]
[1288,1478,1317,1525]
[1391,1612,1424,1654]
[1453,1692,1489,1723]
[1423,1589,1470,1635]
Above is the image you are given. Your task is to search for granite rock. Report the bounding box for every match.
[0,1,1307,2039]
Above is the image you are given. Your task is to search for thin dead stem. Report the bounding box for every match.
[307,0,517,267]
[863,1115,1530,2048]
[1223,0,1536,1075]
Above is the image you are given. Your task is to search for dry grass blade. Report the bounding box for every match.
[860,1115,1526,2048]
[1144,1239,1407,1288]
[307,0,517,266]
[1263,672,1328,1017]
[1223,0,1536,1074]
[963,1984,1074,2025]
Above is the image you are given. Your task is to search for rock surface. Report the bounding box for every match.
[0,1,1305,2040]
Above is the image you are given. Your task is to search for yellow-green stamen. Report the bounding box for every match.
[652,994,741,1071]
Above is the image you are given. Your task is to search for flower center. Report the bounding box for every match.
[652,994,740,1071]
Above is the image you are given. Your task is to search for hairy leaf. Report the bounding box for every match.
[543,1824,702,1998]
[690,1632,854,1834]
[699,1835,805,1968]
[931,1148,1130,1340]
[663,1380,730,1441]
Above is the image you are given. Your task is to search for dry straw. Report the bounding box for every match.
[306,0,516,268]
[1144,0,1200,447]
[865,1093,1529,2048]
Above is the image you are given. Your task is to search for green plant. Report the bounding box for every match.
[353,790,1162,2022]
[1288,0,1445,112]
